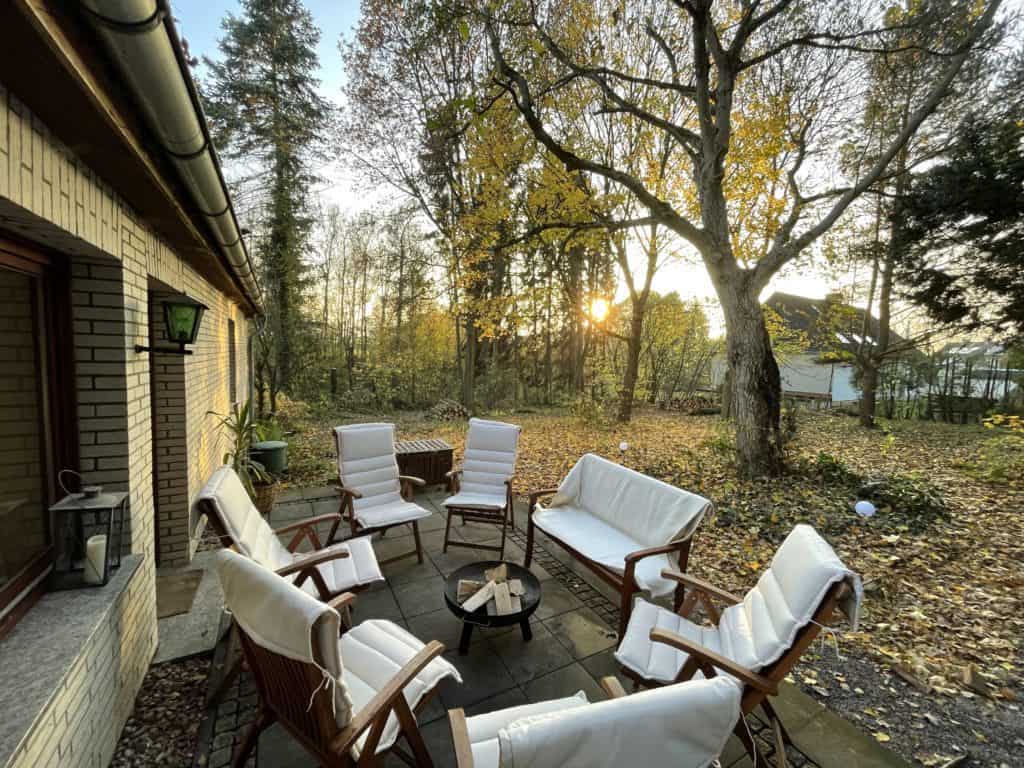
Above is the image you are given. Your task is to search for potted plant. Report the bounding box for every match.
[209,400,277,515]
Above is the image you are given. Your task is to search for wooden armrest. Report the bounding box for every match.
[399,474,426,486]
[338,485,363,500]
[449,708,474,768]
[330,641,446,753]
[623,540,690,565]
[600,676,628,699]
[528,487,559,506]
[327,592,357,614]
[275,547,350,578]
[649,628,777,694]
[660,570,742,605]
[272,513,343,536]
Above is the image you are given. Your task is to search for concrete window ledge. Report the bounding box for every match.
[0,555,144,767]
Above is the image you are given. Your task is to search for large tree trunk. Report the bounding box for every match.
[720,286,784,476]
[462,315,477,408]
[617,311,645,422]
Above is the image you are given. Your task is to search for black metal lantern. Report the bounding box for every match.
[136,294,208,356]
[49,489,127,589]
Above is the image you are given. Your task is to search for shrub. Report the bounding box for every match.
[856,474,949,531]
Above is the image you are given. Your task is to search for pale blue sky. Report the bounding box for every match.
[170,0,361,101]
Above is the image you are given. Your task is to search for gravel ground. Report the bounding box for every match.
[110,655,211,767]
[794,646,1022,767]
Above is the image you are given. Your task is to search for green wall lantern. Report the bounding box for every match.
[136,295,208,356]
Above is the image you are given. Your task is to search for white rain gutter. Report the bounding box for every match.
[79,0,261,310]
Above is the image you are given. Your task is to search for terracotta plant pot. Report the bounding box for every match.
[253,481,279,517]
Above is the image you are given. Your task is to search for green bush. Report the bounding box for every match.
[856,474,948,531]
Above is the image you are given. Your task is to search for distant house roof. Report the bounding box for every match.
[764,291,909,356]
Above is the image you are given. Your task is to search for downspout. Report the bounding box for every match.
[79,0,261,310]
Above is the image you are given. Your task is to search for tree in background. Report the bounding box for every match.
[898,48,1024,343]
[202,0,332,410]
[476,0,1002,475]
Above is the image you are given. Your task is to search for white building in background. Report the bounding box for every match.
[711,292,908,405]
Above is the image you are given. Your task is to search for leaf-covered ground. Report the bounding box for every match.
[279,401,1023,762]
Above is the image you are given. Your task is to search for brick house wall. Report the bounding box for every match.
[0,80,253,767]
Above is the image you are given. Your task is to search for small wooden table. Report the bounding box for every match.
[394,438,453,486]
[443,561,541,654]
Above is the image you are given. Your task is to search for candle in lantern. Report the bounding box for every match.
[83,534,108,585]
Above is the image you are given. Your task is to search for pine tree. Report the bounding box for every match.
[202,0,332,406]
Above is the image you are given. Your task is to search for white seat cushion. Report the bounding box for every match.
[298,536,383,596]
[340,619,462,756]
[353,498,431,529]
[444,490,508,511]
[198,466,293,571]
[616,525,860,683]
[464,693,589,768]
[533,505,676,597]
[615,598,725,684]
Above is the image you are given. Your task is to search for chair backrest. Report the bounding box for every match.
[460,418,520,495]
[334,423,402,512]
[718,524,859,674]
[497,676,741,768]
[217,549,353,736]
[196,466,292,570]
[553,453,711,548]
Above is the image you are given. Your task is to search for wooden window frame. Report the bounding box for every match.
[0,235,77,639]
[228,318,237,405]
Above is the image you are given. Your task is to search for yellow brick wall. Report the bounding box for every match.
[1,80,253,767]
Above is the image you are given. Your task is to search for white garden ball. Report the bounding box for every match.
[854,500,876,518]
[619,441,629,452]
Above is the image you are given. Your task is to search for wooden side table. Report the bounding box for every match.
[394,438,453,487]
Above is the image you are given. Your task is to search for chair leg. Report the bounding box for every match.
[498,513,508,560]
[761,698,794,746]
[442,507,453,553]
[412,520,424,564]
[733,716,768,768]
[394,696,434,767]
[524,514,535,568]
[231,709,273,768]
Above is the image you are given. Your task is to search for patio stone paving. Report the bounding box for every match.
[192,487,911,768]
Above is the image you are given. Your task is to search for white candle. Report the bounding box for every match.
[83,534,107,585]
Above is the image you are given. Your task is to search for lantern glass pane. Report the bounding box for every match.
[163,301,204,344]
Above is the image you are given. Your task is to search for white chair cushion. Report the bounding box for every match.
[340,619,462,756]
[464,693,589,768]
[615,598,725,684]
[299,536,383,596]
[444,490,508,511]
[216,549,353,722]
[353,498,431,529]
[334,424,403,512]
[616,525,860,682]
[460,418,520,496]
[198,466,292,570]
[532,505,677,597]
[496,677,741,768]
[717,524,858,670]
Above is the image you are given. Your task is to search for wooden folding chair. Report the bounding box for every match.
[615,525,860,767]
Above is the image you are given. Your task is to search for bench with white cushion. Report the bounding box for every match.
[196,465,383,600]
[334,423,433,565]
[448,675,741,768]
[217,548,461,766]
[526,453,711,638]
